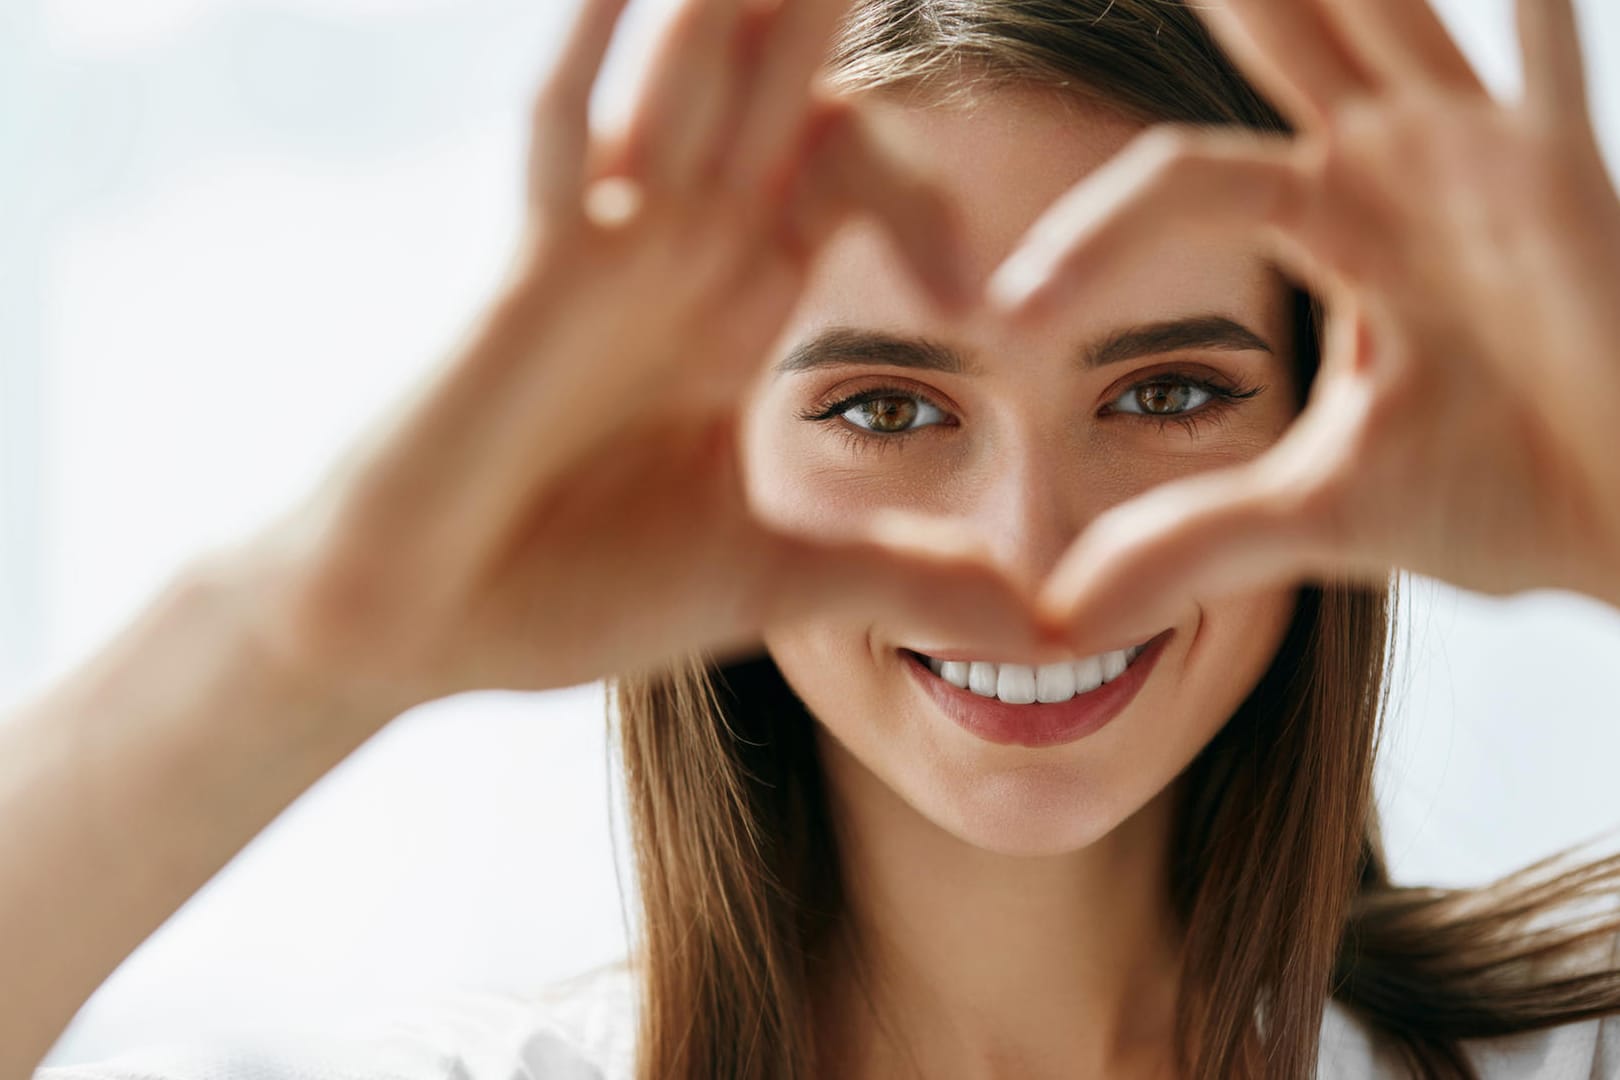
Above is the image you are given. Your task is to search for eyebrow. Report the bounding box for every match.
[775,315,1274,376]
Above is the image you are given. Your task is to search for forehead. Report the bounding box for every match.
[786,86,1283,347]
[871,85,1143,265]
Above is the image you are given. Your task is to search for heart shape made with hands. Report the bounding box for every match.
[731,0,1620,665]
[315,0,1620,704]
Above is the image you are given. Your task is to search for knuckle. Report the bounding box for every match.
[793,103,862,188]
[1257,153,1311,232]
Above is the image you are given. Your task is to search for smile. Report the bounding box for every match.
[914,645,1147,705]
[899,630,1174,748]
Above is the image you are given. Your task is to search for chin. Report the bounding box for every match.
[815,713,1163,858]
[928,770,1146,858]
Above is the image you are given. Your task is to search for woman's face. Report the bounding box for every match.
[746,87,1299,857]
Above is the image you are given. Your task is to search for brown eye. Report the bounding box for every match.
[1136,382,1196,414]
[832,392,949,435]
[1112,379,1213,417]
[858,396,919,432]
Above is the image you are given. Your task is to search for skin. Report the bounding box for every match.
[1008,0,1620,654]
[751,88,1299,1078]
[7,0,1620,1074]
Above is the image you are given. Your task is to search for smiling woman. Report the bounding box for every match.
[9,1,1620,1080]
[616,3,1620,1079]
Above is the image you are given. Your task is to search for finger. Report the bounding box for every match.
[1313,0,1485,95]
[762,511,1064,664]
[1516,0,1593,127]
[529,0,635,225]
[985,128,1318,328]
[789,103,974,314]
[1035,461,1333,659]
[1195,0,1375,129]
[617,0,750,190]
[720,0,856,193]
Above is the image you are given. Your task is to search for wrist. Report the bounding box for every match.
[0,544,408,1072]
[179,542,419,751]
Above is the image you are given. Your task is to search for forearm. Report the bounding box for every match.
[0,553,404,1077]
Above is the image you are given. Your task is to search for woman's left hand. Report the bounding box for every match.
[986,0,1620,654]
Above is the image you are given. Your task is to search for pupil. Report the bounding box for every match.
[865,397,917,432]
[1138,383,1191,414]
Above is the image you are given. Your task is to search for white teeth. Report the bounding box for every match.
[1035,661,1076,703]
[995,664,1037,705]
[919,643,1148,705]
[1072,654,1104,694]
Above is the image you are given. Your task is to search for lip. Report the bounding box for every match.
[900,629,1174,749]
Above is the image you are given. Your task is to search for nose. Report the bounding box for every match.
[964,431,1089,591]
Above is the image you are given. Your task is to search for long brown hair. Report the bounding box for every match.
[609,3,1620,1076]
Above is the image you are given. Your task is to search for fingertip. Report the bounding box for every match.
[985,258,1059,332]
[1031,593,1074,646]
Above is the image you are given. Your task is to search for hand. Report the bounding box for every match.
[985,0,1620,654]
[224,0,1054,706]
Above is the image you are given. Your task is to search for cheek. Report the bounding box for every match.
[742,403,949,535]
[763,619,886,727]
[764,620,915,828]
[1178,585,1300,742]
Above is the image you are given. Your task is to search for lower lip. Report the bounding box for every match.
[901,631,1173,749]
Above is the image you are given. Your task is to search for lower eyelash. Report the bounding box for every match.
[832,424,908,454]
[1148,406,1235,438]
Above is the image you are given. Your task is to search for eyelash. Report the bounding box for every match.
[796,387,953,454]
[797,371,1266,449]
[1101,373,1266,437]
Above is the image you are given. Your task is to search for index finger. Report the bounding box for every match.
[720,0,857,193]
[985,127,1316,328]
[529,0,635,225]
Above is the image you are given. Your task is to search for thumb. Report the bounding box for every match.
[1036,459,1330,658]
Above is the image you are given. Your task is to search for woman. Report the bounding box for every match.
[9,0,1620,1077]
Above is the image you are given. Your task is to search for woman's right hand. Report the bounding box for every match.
[224,0,1053,708]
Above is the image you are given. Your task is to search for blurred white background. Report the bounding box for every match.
[3,0,1619,1066]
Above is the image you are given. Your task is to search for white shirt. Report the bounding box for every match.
[35,960,1620,1079]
